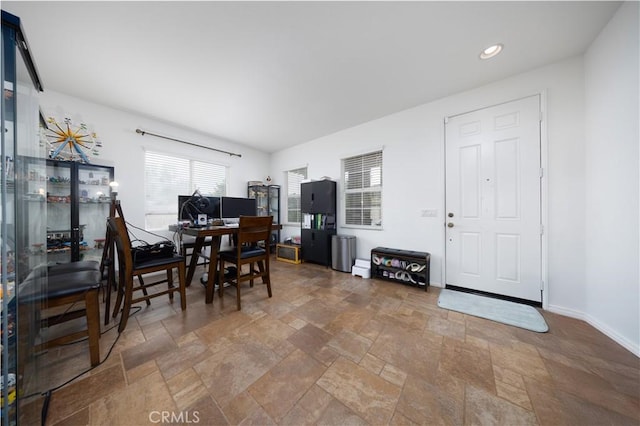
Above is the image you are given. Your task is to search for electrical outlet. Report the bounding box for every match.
[421,209,438,217]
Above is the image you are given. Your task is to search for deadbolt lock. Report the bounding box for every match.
[447,222,454,228]
[448,212,454,218]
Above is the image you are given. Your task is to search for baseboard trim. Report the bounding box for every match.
[547,304,639,358]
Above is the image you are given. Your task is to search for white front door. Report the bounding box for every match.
[445,95,542,302]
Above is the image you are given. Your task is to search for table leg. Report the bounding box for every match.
[205,236,222,303]
[185,237,204,287]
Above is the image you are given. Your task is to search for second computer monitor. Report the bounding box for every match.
[221,196,257,219]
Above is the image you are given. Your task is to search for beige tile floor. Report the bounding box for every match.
[19,258,639,425]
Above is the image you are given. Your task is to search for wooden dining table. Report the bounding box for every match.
[180,223,281,303]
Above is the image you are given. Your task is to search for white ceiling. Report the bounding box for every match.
[3,1,621,153]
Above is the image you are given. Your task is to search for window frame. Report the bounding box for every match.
[285,166,307,225]
[144,150,227,231]
[341,150,383,230]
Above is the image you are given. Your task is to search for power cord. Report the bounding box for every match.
[126,221,174,246]
[22,305,142,425]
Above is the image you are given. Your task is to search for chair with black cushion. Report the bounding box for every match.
[218,216,273,310]
[30,260,100,279]
[107,216,187,332]
[18,269,102,368]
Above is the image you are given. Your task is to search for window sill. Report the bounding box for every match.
[341,224,384,231]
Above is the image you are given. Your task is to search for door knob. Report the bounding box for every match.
[447,222,454,228]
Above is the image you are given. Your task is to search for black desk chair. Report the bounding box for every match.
[218,216,273,310]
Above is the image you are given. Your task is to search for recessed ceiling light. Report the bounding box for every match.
[480,43,503,60]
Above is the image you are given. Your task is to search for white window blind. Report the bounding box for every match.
[342,151,383,228]
[144,151,226,230]
[286,167,307,223]
[192,160,226,196]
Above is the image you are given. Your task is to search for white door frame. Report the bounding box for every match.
[441,92,549,309]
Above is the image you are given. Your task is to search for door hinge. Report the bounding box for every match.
[539,167,544,178]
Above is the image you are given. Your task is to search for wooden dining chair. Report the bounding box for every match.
[18,269,102,368]
[107,216,187,332]
[218,216,273,310]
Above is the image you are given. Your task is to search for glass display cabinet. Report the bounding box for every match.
[2,10,45,425]
[247,184,280,247]
[42,160,114,264]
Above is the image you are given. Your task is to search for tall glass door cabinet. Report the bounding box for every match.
[42,160,114,264]
[2,10,45,426]
[247,184,280,247]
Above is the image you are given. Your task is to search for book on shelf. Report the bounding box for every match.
[302,213,336,230]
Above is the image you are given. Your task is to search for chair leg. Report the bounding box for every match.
[118,276,134,333]
[85,288,101,366]
[218,259,225,298]
[235,265,242,311]
[112,268,125,319]
[104,259,115,325]
[178,263,187,311]
[138,275,152,306]
[16,302,32,380]
[204,257,217,304]
[262,259,272,298]
[167,270,174,302]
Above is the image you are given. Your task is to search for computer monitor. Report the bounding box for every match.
[178,195,221,222]
[221,196,257,219]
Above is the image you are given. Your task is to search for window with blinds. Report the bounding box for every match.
[342,151,383,228]
[144,151,227,230]
[286,167,307,223]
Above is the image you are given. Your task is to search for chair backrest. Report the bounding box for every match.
[106,216,134,275]
[236,216,273,250]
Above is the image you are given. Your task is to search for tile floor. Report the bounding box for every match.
[20,259,639,425]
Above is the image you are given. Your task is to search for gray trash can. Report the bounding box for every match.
[332,235,356,272]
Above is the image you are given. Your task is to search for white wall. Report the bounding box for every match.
[38,2,639,355]
[271,56,587,315]
[39,90,270,240]
[584,1,639,355]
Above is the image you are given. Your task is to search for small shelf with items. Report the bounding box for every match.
[302,213,336,230]
[370,247,430,291]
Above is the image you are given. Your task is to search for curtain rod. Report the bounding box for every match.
[135,128,242,157]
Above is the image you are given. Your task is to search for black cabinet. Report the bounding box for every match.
[301,229,331,264]
[301,179,336,213]
[301,180,336,266]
